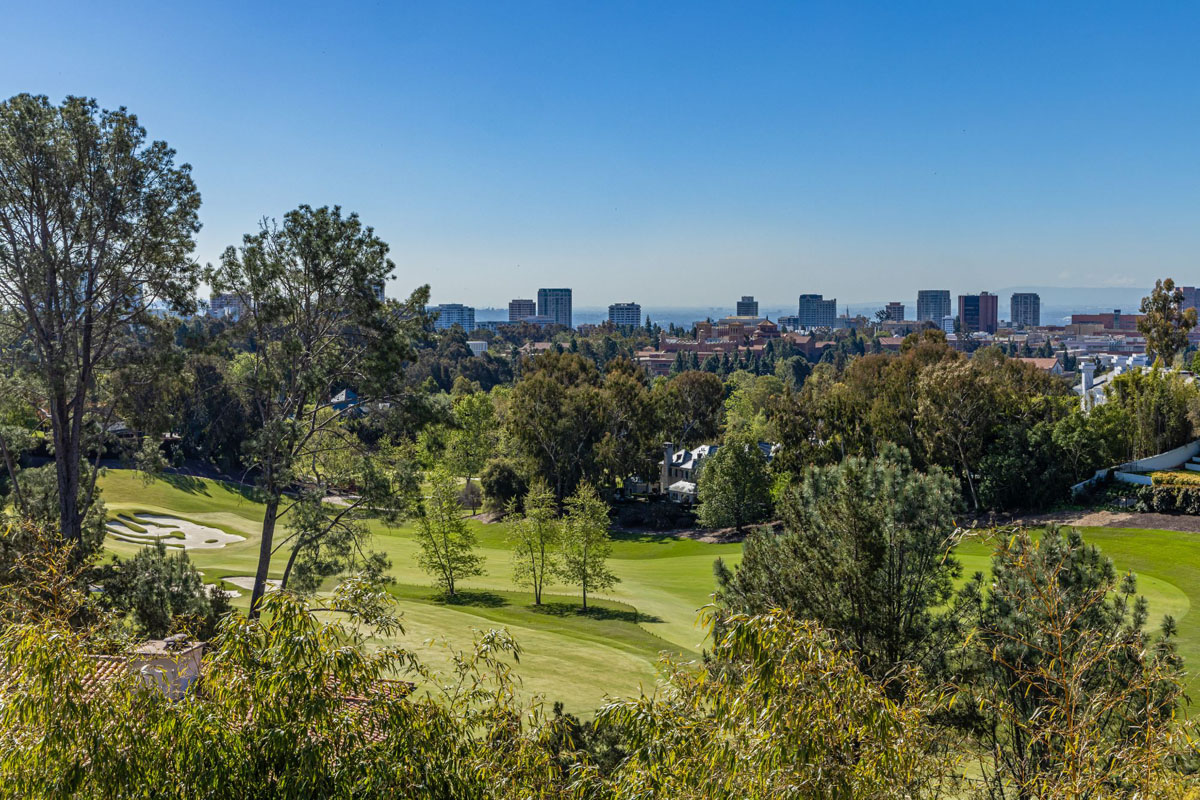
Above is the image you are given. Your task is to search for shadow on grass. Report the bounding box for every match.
[158,471,264,503]
[608,530,684,545]
[159,473,210,495]
[434,590,509,608]
[530,601,663,624]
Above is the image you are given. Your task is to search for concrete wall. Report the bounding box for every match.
[1071,439,1200,493]
[1117,439,1200,473]
[1113,472,1153,486]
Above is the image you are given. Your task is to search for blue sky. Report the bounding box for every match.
[3,1,1199,308]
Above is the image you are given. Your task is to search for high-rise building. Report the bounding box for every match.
[736,295,759,316]
[431,303,476,332]
[608,302,641,327]
[777,314,802,331]
[958,292,998,334]
[941,315,956,334]
[537,288,573,328]
[1010,292,1041,327]
[885,301,905,321]
[916,290,951,322]
[797,294,837,328]
[508,298,537,322]
[370,280,385,302]
[209,292,245,320]
[1181,286,1199,312]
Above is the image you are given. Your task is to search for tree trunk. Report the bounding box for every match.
[280,534,303,590]
[51,401,82,544]
[250,495,280,618]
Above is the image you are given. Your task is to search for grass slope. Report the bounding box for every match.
[100,470,1200,707]
[98,469,734,712]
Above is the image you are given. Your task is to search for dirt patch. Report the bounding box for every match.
[1010,510,1200,534]
[613,521,781,544]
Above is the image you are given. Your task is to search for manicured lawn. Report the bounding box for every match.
[99,469,1200,710]
[98,469,736,713]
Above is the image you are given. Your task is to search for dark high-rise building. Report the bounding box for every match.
[958,292,998,334]
[608,302,641,327]
[885,301,905,321]
[797,294,837,328]
[1010,292,1041,327]
[508,298,536,322]
[537,288,573,328]
[736,295,759,316]
[1181,286,1198,312]
[916,290,951,322]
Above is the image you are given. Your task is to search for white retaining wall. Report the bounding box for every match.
[1071,439,1200,493]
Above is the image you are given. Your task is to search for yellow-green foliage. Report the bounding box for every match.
[1149,469,1200,487]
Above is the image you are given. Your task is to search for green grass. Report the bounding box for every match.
[98,469,1200,710]
[956,528,1197,688]
[98,469,732,713]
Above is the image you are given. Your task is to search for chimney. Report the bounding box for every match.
[129,636,204,700]
[661,442,675,493]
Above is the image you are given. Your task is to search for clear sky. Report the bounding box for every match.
[3,1,1199,308]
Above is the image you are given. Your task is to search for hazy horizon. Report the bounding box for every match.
[5,2,1199,306]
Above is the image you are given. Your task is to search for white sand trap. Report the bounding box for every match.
[223,576,281,593]
[106,514,245,550]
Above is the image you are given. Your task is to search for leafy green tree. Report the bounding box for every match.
[949,527,1187,797]
[444,390,497,499]
[96,541,229,639]
[653,369,726,446]
[1138,277,1198,366]
[596,612,958,798]
[695,434,772,532]
[507,481,559,604]
[1107,366,1199,458]
[723,371,785,442]
[480,457,528,512]
[207,205,428,615]
[715,448,959,683]
[0,94,201,545]
[416,469,485,596]
[0,577,576,798]
[595,360,657,492]
[557,483,617,610]
[773,354,811,390]
[173,353,252,471]
[1051,399,1132,478]
[504,352,608,501]
[917,358,996,510]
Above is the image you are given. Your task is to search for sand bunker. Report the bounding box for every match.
[107,514,245,550]
[223,576,281,593]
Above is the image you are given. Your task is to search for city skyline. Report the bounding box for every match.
[7,2,1200,305]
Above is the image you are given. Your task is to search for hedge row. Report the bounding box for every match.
[1131,485,1200,515]
[1081,479,1200,516]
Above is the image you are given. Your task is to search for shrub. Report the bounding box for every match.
[1148,469,1200,487]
